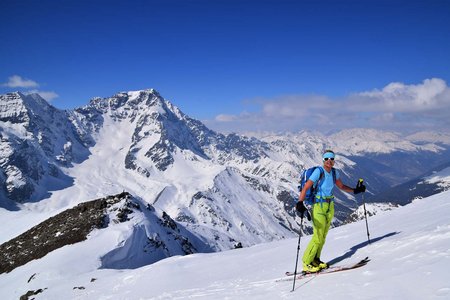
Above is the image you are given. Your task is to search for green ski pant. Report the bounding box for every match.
[302,201,335,264]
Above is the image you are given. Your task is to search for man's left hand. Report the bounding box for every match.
[354,179,366,194]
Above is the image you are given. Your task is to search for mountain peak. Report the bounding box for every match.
[125,88,160,99]
[0,92,53,124]
[84,88,167,116]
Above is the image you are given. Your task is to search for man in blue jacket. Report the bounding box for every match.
[296,150,366,272]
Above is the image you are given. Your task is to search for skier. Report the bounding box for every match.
[296,149,366,273]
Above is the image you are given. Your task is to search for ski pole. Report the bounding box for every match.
[291,213,304,292]
[359,179,371,244]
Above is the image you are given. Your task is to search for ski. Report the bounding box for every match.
[284,257,370,279]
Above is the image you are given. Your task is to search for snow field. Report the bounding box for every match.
[1,190,449,299]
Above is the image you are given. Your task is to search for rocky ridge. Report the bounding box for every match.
[0,192,205,274]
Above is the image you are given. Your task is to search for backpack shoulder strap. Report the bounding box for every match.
[316,166,325,182]
[331,167,336,184]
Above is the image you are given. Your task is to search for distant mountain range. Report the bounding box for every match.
[367,162,450,205]
[1,89,450,258]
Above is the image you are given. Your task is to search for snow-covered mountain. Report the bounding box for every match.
[0,187,448,299]
[0,90,301,253]
[1,89,450,254]
[64,89,301,250]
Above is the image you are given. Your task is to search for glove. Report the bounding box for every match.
[296,201,306,214]
[295,201,311,221]
[354,179,366,194]
[295,201,311,220]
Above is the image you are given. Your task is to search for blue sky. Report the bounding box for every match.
[1,0,450,133]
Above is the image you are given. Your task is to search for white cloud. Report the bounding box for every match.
[1,75,59,102]
[351,78,449,112]
[2,75,39,88]
[261,94,333,118]
[215,114,238,122]
[207,78,450,134]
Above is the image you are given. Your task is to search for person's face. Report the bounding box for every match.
[323,157,335,168]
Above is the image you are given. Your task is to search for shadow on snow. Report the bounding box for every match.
[328,231,400,266]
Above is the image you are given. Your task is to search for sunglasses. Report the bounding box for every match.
[323,157,335,161]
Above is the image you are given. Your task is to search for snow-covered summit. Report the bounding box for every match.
[75,88,270,174]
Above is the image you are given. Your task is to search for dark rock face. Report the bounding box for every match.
[19,288,46,300]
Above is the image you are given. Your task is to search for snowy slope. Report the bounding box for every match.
[0,188,449,299]
[423,166,450,189]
